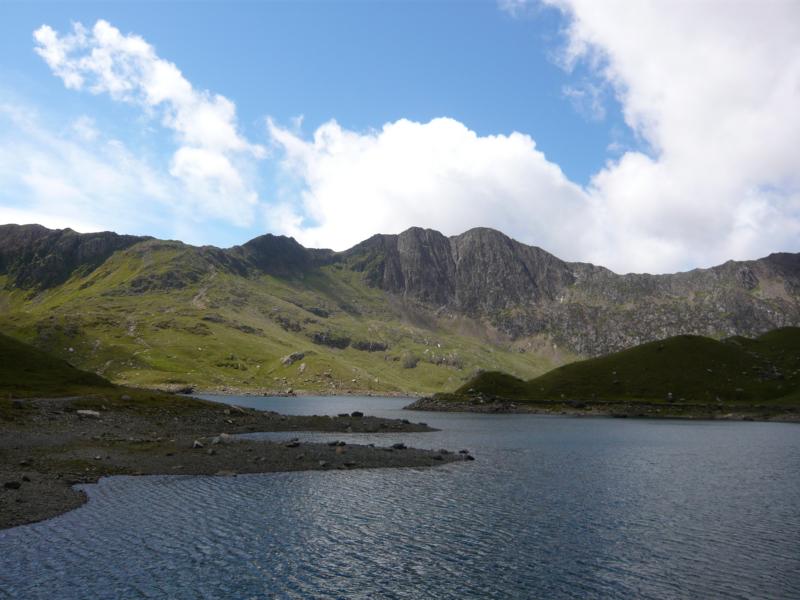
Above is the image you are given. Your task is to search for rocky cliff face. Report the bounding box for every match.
[2,223,798,356]
[340,227,800,355]
[0,225,148,289]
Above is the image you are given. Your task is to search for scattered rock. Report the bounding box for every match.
[458,449,470,455]
[76,410,101,419]
[212,433,234,445]
[318,460,329,468]
[281,352,305,366]
[285,441,300,448]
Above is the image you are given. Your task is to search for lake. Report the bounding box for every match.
[1,395,799,599]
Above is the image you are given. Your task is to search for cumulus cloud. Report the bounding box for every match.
[542,0,800,271]
[267,117,590,256]
[33,20,263,225]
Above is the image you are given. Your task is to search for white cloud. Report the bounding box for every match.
[70,115,99,141]
[33,20,264,226]
[267,117,590,256]
[562,80,606,121]
[542,0,800,271]
[0,103,177,236]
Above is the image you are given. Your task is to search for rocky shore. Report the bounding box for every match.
[0,394,467,530]
[405,395,800,422]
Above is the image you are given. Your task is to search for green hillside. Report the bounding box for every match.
[0,332,113,397]
[0,239,569,395]
[436,328,800,415]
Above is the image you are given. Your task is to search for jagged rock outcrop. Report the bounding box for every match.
[340,227,800,355]
[0,224,148,289]
[228,234,334,277]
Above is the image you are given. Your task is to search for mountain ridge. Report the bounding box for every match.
[0,222,798,393]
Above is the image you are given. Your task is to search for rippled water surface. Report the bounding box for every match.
[2,396,800,599]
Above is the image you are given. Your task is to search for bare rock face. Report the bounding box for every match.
[0,224,148,289]
[340,227,800,356]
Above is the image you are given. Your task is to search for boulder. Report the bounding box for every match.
[281,352,305,366]
[77,410,101,419]
[3,481,21,490]
[391,443,406,450]
[192,440,204,449]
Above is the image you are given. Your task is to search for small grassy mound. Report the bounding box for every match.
[0,332,114,397]
[448,328,800,406]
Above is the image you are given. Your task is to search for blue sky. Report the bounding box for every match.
[0,1,798,273]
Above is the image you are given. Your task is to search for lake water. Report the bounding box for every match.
[1,395,799,599]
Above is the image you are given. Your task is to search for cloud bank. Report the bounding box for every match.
[33,19,263,226]
[545,0,800,272]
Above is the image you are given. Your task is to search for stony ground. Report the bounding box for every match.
[0,395,467,529]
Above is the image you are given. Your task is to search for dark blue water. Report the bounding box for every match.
[1,395,799,599]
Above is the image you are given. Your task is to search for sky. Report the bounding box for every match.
[0,1,798,274]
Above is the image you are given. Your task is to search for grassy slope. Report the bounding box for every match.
[0,332,113,397]
[451,328,800,407]
[0,331,212,417]
[0,242,571,394]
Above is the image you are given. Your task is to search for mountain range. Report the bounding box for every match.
[1,223,798,394]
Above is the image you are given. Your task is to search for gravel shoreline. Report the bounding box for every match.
[0,394,468,530]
